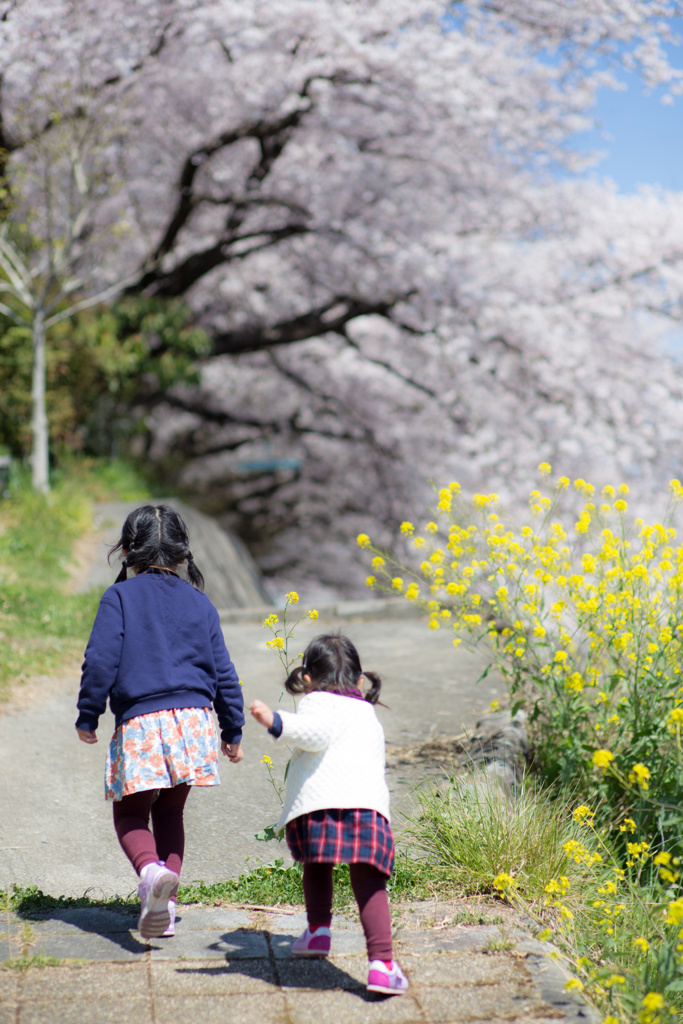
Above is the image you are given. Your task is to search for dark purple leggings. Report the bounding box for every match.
[112,784,191,879]
[303,862,393,962]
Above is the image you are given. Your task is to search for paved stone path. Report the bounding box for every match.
[1,899,594,1024]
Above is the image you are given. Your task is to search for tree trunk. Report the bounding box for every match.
[31,310,50,494]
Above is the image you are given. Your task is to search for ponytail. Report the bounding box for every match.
[186,551,205,591]
[361,669,382,705]
[114,558,128,584]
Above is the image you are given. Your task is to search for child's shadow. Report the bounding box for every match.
[17,906,148,956]
[177,929,385,1001]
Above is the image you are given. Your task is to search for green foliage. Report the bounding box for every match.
[7,852,463,922]
[406,773,588,898]
[6,885,138,917]
[0,296,211,460]
[0,458,150,702]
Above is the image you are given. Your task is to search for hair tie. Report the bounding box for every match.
[121,558,128,568]
[187,551,194,561]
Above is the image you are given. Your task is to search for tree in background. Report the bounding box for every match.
[0,77,131,492]
[1,1,683,585]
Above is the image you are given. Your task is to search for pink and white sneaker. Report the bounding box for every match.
[291,926,331,957]
[367,959,409,995]
[160,901,176,938]
[137,863,179,939]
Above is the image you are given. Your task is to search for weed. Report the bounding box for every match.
[1,955,63,970]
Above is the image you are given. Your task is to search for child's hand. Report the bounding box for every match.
[76,728,98,744]
[221,741,243,763]
[250,699,274,729]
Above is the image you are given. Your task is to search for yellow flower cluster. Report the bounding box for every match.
[358,473,683,860]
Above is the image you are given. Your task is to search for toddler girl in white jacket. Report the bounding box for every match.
[250,633,408,996]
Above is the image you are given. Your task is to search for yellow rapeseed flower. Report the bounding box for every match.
[357,533,371,547]
[666,707,683,732]
[309,609,319,620]
[592,749,615,771]
[564,979,584,992]
[263,613,279,628]
[574,478,595,497]
[492,872,517,891]
[400,521,415,535]
[366,575,376,588]
[391,577,404,591]
[669,478,683,501]
[573,805,595,824]
[641,992,665,1018]
[614,499,628,514]
[266,637,284,650]
[633,937,651,953]
[665,898,683,926]
[260,754,273,765]
[285,591,299,604]
[628,763,651,790]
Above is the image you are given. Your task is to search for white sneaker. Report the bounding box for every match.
[160,901,176,937]
[137,863,179,938]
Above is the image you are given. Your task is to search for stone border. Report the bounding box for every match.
[217,597,424,623]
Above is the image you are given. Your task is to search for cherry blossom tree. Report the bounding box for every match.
[2,0,683,585]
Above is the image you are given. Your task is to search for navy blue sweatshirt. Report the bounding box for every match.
[76,571,244,744]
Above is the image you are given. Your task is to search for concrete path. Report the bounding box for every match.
[0,603,502,899]
[0,899,594,1024]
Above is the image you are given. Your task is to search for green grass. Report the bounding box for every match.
[0,459,150,703]
[404,769,683,1021]
[404,771,590,900]
[6,850,476,921]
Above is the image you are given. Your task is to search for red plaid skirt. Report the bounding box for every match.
[285,808,394,876]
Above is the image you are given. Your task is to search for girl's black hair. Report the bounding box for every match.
[284,634,381,704]
[108,505,205,590]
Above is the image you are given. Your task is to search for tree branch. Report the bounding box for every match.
[212,295,400,355]
[138,223,310,297]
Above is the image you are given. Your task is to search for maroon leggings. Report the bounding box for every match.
[112,784,190,880]
[303,862,393,962]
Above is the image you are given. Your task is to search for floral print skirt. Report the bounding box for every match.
[105,707,220,801]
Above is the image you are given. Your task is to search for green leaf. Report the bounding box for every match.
[254,825,281,842]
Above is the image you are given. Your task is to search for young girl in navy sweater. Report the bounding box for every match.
[250,633,409,996]
[76,505,244,939]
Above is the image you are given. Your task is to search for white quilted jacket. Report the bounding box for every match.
[272,691,391,831]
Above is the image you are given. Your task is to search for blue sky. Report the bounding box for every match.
[573,57,683,192]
